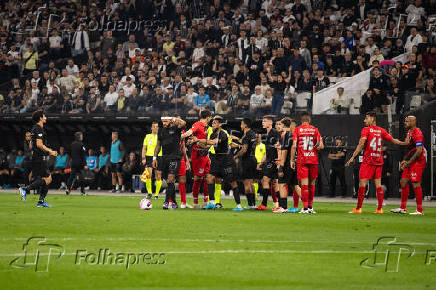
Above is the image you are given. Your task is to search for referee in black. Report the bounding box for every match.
[66,131,87,195]
[19,110,57,207]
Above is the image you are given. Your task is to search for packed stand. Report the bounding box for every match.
[0,0,435,116]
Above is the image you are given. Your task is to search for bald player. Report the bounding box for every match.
[391,116,427,215]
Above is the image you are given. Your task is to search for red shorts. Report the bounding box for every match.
[178,158,186,176]
[297,164,318,180]
[359,163,382,179]
[401,162,425,182]
[191,152,210,176]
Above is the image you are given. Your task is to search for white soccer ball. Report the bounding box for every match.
[139,198,152,210]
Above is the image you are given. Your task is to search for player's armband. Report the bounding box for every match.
[416,141,423,147]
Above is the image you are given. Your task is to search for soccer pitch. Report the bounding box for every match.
[1,193,436,290]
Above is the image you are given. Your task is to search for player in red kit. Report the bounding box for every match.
[391,116,427,215]
[346,112,406,214]
[290,112,324,214]
[181,110,213,208]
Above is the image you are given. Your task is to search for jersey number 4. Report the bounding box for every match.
[369,137,382,152]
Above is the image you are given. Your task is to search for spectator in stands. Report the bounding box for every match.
[369,68,390,114]
[329,87,350,114]
[52,146,70,190]
[250,86,265,114]
[192,87,210,114]
[104,85,118,112]
[360,89,375,114]
[423,78,436,104]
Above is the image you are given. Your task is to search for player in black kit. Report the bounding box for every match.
[152,115,186,210]
[195,116,242,211]
[234,118,257,209]
[257,115,280,211]
[66,131,87,195]
[19,110,58,207]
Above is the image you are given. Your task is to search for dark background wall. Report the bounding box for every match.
[1,111,434,197]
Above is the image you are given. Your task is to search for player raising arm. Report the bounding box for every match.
[391,116,427,215]
[346,112,406,214]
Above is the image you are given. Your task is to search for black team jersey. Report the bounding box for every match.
[158,125,183,158]
[30,124,47,161]
[210,130,230,159]
[280,131,293,166]
[241,129,257,160]
[265,128,280,161]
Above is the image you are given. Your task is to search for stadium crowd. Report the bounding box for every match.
[0,0,435,117]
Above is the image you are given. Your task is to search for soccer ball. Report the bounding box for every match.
[139,198,152,210]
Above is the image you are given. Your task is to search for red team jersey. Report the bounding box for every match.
[191,121,207,152]
[405,127,426,166]
[361,126,393,165]
[293,124,322,165]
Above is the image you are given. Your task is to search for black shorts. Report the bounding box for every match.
[210,156,237,181]
[158,156,181,179]
[240,157,257,180]
[262,160,278,179]
[111,162,122,173]
[145,156,162,168]
[31,160,50,178]
[278,166,291,184]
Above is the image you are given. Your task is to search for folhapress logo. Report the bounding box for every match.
[9,237,64,272]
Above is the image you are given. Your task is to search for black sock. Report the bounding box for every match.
[208,183,215,201]
[261,187,269,206]
[280,197,287,209]
[233,187,240,205]
[249,194,255,206]
[38,184,48,203]
[165,183,174,203]
[26,178,45,191]
[170,183,177,204]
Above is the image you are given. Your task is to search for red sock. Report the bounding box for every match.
[376,187,384,210]
[400,186,409,210]
[179,182,186,204]
[357,186,366,209]
[301,185,309,208]
[203,179,208,203]
[293,189,299,208]
[414,186,423,213]
[271,187,278,203]
[308,184,315,208]
[192,179,201,204]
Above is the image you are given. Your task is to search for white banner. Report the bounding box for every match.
[312,53,408,115]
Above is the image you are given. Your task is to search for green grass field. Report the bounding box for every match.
[1,193,436,290]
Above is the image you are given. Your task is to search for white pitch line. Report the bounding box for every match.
[1,237,436,246]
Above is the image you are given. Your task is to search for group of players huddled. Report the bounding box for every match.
[140,110,427,215]
[17,109,427,214]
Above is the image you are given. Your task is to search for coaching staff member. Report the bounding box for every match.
[66,131,87,195]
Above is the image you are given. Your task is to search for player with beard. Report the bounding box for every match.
[346,112,405,214]
[19,110,58,207]
[391,116,427,215]
[194,116,243,210]
[153,115,186,210]
[256,116,281,210]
